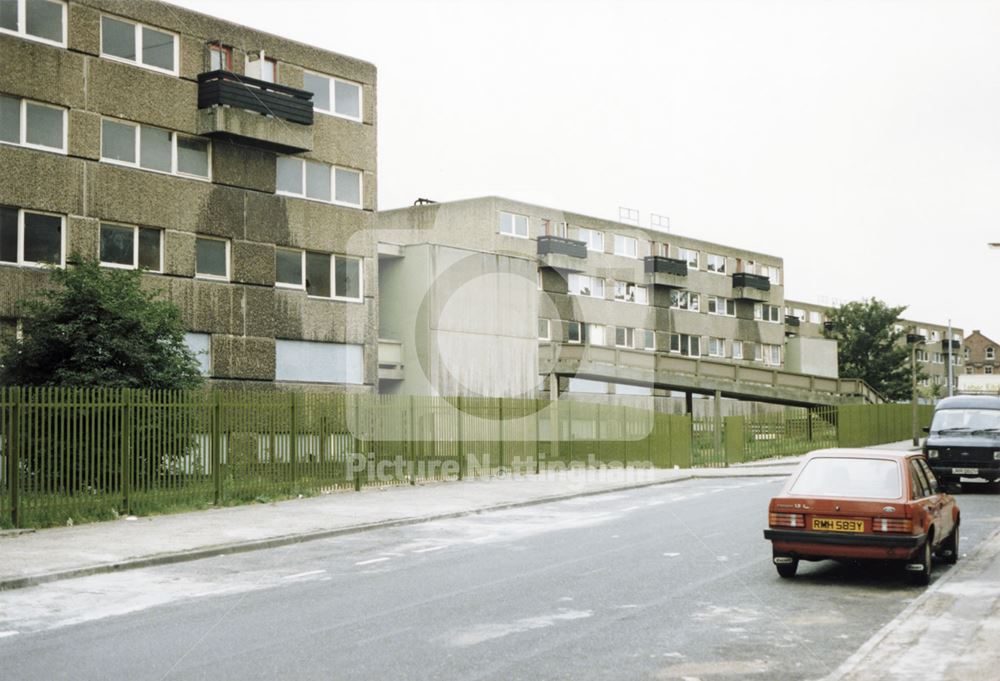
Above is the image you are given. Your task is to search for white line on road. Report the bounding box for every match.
[412,546,446,554]
[620,506,640,512]
[355,557,392,566]
[283,570,326,580]
[0,631,19,638]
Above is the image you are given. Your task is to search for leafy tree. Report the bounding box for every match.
[822,298,924,402]
[0,258,202,388]
[0,260,204,497]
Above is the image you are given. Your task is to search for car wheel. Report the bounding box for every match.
[906,539,932,586]
[938,522,959,565]
[774,557,798,579]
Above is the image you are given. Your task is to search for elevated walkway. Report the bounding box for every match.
[539,342,883,407]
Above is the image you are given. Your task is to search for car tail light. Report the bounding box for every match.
[872,517,914,533]
[769,512,805,528]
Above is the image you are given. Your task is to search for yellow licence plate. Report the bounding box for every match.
[811,517,864,533]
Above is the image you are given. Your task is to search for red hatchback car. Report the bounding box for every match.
[764,449,960,585]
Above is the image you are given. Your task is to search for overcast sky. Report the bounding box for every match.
[166,0,999,338]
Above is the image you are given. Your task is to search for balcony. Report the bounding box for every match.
[731,272,772,301]
[643,256,688,288]
[941,339,960,351]
[785,315,801,336]
[537,236,587,272]
[378,339,404,381]
[196,70,314,153]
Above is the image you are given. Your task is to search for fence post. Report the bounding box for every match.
[212,391,222,506]
[409,396,417,484]
[456,396,465,481]
[8,387,21,529]
[289,392,298,488]
[121,388,133,516]
[498,398,506,474]
[714,390,724,467]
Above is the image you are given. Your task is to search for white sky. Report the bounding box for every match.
[166,0,999,338]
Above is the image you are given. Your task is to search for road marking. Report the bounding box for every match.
[663,552,681,557]
[283,570,326,580]
[0,631,19,638]
[355,557,392,566]
[412,545,446,554]
[620,506,640,512]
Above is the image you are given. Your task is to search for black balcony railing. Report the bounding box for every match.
[732,272,771,291]
[644,256,688,277]
[197,70,314,125]
[942,339,960,350]
[537,235,587,259]
[785,315,801,327]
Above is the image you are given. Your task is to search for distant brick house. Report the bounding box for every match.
[963,330,1000,375]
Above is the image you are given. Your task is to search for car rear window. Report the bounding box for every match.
[789,457,902,499]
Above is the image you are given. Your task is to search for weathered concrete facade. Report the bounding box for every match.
[378,197,794,400]
[0,0,376,390]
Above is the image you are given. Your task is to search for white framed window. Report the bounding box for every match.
[763,343,781,366]
[754,303,781,322]
[760,264,781,285]
[638,329,656,351]
[614,281,647,304]
[708,337,725,357]
[302,71,362,121]
[567,321,582,344]
[195,236,229,281]
[101,117,211,180]
[809,310,823,324]
[588,324,606,346]
[0,95,66,153]
[276,339,364,384]
[669,333,700,357]
[987,347,995,360]
[669,290,699,312]
[99,223,162,271]
[0,0,65,46]
[732,340,744,360]
[613,234,637,258]
[0,206,64,267]
[707,296,735,316]
[276,156,362,208]
[498,211,528,238]
[614,326,633,349]
[184,332,212,376]
[568,273,604,298]
[676,247,698,269]
[305,252,363,302]
[930,330,940,342]
[275,247,305,289]
[100,15,178,75]
[577,227,604,252]
[538,318,550,341]
[987,366,994,375]
[705,253,726,274]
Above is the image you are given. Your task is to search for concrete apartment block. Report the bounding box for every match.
[785,299,963,394]
[0,0,376,390]
[378,197,792,401]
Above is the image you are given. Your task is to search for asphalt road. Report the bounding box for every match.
[2,477,997,681]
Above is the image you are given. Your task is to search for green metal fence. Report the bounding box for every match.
[0,387,935,528]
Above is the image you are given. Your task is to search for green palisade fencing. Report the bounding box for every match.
[0,387,935,529]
